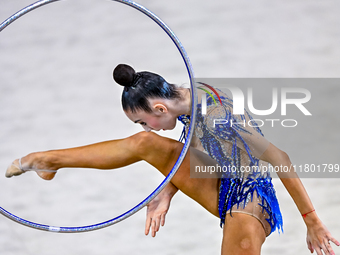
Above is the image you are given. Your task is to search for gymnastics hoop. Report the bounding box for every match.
[0,0,197,233]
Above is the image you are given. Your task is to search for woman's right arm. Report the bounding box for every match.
[260,143,339,255]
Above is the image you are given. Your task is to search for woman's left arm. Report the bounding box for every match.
[261,143,339,255]
[144,182,178,237]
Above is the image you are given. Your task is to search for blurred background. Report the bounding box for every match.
[0,0,339,254]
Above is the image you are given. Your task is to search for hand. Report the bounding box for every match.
[145,184,177,237]
[306,218,339,255]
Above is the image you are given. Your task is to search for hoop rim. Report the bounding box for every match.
[0,0,197,233]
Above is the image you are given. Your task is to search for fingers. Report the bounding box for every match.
[151,215,162,237]
[320,241,331,255]
[324,241,334,255]
[314,246,322,255]
[145,215,152,236]
[307,240,314,253]
[160,212,166,226]
[151,217,158,237]
[329,236,340,246]
[309,237,338,255]
[321,234,339,255]
[145,213,167,237]
[312,241,332,255]
[324,235,340,255]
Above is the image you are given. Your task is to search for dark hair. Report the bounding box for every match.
[113,64,181,113]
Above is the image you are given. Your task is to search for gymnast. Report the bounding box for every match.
[6,64,339,255]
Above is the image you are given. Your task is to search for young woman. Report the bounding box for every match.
[6,64,339,255]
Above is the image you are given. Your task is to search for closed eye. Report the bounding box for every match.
[134,119,147,126]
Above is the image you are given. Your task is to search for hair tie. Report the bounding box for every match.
[132,73,142,87]
[124,73,142,92]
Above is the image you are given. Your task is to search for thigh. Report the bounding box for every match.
[172,146,221,217]
[221,213,266,255]
[136,132,220,217]
[226,191,272,236]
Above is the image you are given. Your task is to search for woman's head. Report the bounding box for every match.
[113,64,188,131]
[113,64,181,113]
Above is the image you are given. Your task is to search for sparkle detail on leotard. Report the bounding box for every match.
[177,114,190,142]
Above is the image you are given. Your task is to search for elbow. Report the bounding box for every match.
[261,143,292,166]
[276,149,291,165]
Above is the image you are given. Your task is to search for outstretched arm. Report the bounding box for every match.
[261,143,339,255]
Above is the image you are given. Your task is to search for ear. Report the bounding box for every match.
[154,103,168,113]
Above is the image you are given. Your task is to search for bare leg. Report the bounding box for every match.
[7,131,267,253]
[7,131,220,216]
[7,131,164,180]
[221,213,266,255]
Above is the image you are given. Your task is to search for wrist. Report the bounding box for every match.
[164,183,178,198]
[302,209,315,218]
[302,210,320,226]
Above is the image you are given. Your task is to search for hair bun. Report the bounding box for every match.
[113,64,136,87]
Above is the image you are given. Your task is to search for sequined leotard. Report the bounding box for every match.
[178,85,283,236]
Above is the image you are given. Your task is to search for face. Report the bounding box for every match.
[125,105,177,132]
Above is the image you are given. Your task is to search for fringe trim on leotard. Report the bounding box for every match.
[218,177,283,234]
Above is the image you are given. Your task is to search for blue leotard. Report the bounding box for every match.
[178,85,283,236]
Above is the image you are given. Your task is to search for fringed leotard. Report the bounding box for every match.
[178,85,283,236]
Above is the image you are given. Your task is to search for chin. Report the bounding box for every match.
[161,126,175,131]
[169,124,177,130]
[170,121,178,130]
[161,122,177,131]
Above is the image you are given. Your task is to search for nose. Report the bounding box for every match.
[142,126,152,132]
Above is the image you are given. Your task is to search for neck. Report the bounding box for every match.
[176,88,191,116]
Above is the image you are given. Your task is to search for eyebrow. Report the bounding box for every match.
[134,119,141,123]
